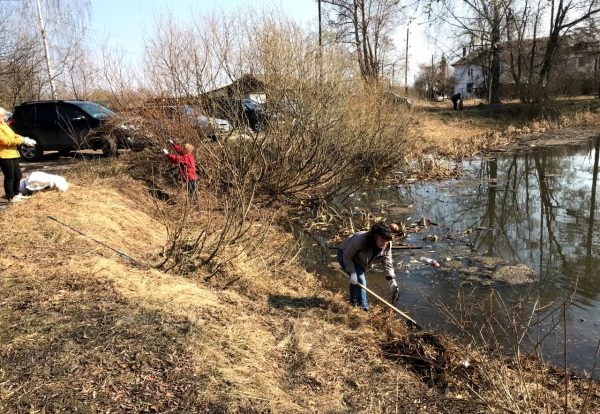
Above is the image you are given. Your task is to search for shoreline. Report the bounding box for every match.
[1,106,600,412]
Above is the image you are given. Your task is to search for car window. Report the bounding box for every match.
[35,103,57,122]
[242,99,261,110]
[12,105,35,121]
[182,105,195,116]
[57,104,85,121]
[72,102,115,119]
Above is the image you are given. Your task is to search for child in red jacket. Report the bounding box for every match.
[162,139,198,202]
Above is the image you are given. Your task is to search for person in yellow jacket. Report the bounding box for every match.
[0,107,36,202]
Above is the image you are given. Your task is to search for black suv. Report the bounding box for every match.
[9,100,134,161]
[203,97,267,132]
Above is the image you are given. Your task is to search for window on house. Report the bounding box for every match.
[467,67,473,76]
[467,83,474,93]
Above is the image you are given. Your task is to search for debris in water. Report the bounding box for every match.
[420,257,440,268]
[422,234,438,243]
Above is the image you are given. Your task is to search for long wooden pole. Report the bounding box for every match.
[335,265,421,329]
[405,27,409,94]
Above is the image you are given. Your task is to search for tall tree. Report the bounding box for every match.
[504,0,542,102]
[424,0,509,104]
[413,56,454,99]
[17,0,91,99]
[322,0,403,82]
[535,0,600,100]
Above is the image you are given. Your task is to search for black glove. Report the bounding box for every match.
[388,279,399,303]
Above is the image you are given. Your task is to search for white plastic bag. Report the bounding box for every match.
[19,171,69,193]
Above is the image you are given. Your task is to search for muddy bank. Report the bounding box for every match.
[498,127,600,153]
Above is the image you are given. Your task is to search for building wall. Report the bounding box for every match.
[453,42,599,99]
[453,65,486,97]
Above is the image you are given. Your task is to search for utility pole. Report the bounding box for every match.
[431,54,434,101]
[35,0,57,99]
[404,27,409,94]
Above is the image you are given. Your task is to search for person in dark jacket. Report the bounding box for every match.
[451,93,461,110]
[337,222,399,311]
[162,139,199,202]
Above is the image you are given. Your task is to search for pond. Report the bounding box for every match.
[303,136,600,378]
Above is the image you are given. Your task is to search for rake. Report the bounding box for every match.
[334,264,422,329]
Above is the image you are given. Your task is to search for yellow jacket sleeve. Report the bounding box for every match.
[0,123,23,147]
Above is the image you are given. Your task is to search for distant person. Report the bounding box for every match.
[458,96,464,110]
[162,139,199,203]
[0,107,36,202]
[337,222,399,311]
[451,93,461,110]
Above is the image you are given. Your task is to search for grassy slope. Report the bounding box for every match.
[0,181,429,413]
[1,176,599,413]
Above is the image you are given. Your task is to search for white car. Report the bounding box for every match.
[198,116,231,133]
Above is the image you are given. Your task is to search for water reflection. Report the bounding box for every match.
[309,137,600,377]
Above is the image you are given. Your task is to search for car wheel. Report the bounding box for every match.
[19,142,42,162]
[253,120,265,132]
[101,139,118,157]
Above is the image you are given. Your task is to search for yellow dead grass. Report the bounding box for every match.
[88,257,223,312]
[1,173,599,413]
[411,97,600,159]
[0,176,424,412]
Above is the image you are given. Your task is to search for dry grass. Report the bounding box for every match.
[410,96,600,160]
[1,172,599,413]
[0,176,421,413]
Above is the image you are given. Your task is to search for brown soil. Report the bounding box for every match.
[1,174,599,413]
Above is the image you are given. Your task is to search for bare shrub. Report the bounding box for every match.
[431,285,600,413]
[103,11,417,274]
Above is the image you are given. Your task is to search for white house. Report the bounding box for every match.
[451,48,513,98]
[452,59,486,98]
[452,34,600,98]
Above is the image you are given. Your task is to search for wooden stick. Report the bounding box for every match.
[334,264,421,329]
[327,244,423,250]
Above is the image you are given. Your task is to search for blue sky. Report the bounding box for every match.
[88,0,437,84]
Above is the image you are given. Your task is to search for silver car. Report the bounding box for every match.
[198,115,231,133]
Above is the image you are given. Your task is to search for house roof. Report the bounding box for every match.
[205,74,266,97]
[452,34,600,67]
[451,48,489,67]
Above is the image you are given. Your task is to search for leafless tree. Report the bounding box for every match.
[413,55,454,99]
[129,11,417,271]
[535,0,600,100]
[321,0,405,82]
[14,0,91,100]
[504,0,544,101]
[424,0,509,104]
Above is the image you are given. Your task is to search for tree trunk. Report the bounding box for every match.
[536,30,560,101]
[596,54,600,98]
[352,0,367,80]
[490,0,501,103]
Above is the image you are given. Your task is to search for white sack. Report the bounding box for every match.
[19,171,69,193]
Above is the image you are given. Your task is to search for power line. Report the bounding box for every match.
[42,17,146,57]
